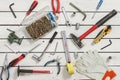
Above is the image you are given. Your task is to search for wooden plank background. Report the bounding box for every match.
[0,0,120,80]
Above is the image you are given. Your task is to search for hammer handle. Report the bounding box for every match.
[19,69,50,73]
[79,9,117,40]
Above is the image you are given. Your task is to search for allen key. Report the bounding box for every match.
[9,3,17,18]
[69,2,86,21]
[101,39,112,50]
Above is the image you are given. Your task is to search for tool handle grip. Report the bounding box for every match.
[33,70,50,73]
[52,0,60,14]
[57,0,60,13]
[8,54,25,67]
[49,31,58,43]
[96,9,117,27]
[79,24,98,40]
[19,69,50,74]
[26,0,38,15]
[19,69,33,73]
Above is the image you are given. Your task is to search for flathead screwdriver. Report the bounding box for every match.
[8,43,41,67]
[20,0,38,25]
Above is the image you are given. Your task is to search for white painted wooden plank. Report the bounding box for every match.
[0,39,120,52]
[0,0,120,11]
[0,26,119,38]
[0,12,119,25]
[0,52,120,66]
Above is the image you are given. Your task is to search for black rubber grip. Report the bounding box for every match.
[49,31,58,43]
[19,69,33,73]
[96,9,117,27]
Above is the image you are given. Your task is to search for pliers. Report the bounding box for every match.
[44,57,61,75]
[52,0,60,14]
[0,54,10,80]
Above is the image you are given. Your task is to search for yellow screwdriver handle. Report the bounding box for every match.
[67,62,74,75]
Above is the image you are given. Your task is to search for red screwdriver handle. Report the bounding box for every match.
[26,0,38,15]
[8,54,25,67]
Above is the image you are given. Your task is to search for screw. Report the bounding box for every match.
[71,12,76,18]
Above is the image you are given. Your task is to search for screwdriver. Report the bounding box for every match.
[91,0,103,19]
[8,43,41,67]
[20,0,38,25]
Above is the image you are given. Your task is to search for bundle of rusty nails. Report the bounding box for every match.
[0,0,118,80]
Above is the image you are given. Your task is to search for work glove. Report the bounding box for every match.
[75,50,108,80]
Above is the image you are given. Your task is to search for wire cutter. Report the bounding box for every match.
[0,54,10,80]
[52,0,60,19]
[44,56,61,75]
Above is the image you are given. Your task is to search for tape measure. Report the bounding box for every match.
[61,31,74,75]
[67,62,74,74]
[93,25,112,44]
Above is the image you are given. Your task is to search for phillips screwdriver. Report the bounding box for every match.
[91,0,103,19]
[20,0,38,25]
[8,43,41,67]
[32,31,58,62]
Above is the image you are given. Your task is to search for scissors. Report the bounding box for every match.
[0,54,10,80]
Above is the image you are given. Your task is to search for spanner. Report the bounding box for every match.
[61,7,71,27]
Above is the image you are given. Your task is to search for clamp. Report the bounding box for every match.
[7,29,24,45]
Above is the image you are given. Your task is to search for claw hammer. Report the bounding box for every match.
[70,9,117,48]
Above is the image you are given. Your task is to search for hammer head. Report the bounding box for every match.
[70,33,84,48]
